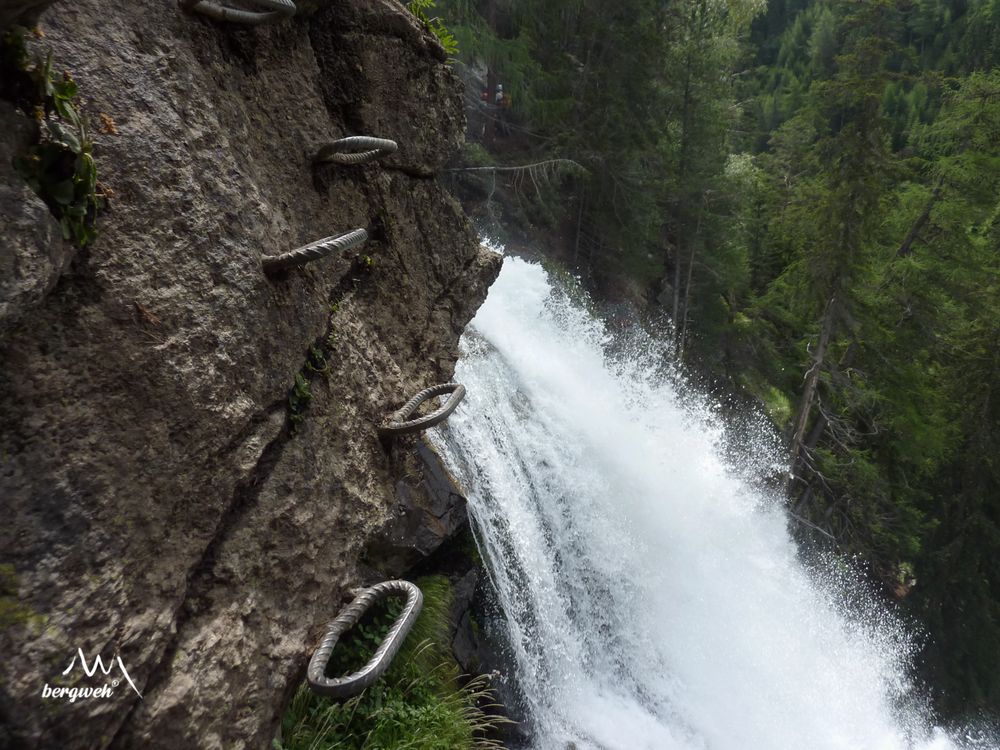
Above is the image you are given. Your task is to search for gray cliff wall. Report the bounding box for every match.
[0,1,499,747]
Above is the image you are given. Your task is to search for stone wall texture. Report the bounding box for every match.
[0,1,499,747]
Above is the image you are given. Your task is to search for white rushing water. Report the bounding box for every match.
[430,255,976,750]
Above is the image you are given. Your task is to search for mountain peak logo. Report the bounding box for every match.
[40,648,142,703]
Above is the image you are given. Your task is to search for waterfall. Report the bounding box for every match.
[431,255,966,750]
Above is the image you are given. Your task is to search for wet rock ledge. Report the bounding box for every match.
[0,0,500,747]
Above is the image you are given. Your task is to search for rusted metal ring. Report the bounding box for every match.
[262,228,368,274]
[378,383,466,438]
[307,580,423,699]
[182,0,295,25]
[314,137,399,166]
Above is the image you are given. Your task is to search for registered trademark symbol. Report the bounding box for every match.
[112,679,120,687]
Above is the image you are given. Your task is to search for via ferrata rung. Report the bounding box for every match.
[262,228,368,274]
[307,580,423,699]
[182,0,295,26]
[378,383,466,438]
[314,137,399,166]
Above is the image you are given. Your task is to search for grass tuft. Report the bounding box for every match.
[278,575,510,750]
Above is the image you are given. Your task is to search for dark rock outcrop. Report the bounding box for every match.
[0,102,66,331]
[364,441,470,574]
[0,1,499,748]
[450,568,482,673]
[0,0,56,31]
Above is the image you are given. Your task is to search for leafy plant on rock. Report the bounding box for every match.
[287,373,313,432]
[3,28,103,247]
[408,0,458,57]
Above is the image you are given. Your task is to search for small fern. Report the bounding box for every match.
[408,0,458,57]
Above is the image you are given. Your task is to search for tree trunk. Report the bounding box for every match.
[484,67,497,145]
[483,0,497,145]
[679,243,696,355]
[573,190,585,268]
[787,297,836,491]
[678,201,704,355]
[896,177,942,258]
[673,2,703,346]
[790,412,828,503]
[671,242,681,331]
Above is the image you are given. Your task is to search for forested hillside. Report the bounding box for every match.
[438,0,1000,721]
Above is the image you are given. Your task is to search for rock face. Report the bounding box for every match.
[0,0,56,31]
[0,102,67,332]
[0,1,499,748]
[365,441,471,575]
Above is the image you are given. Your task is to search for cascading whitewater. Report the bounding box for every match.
[431,255,969,750]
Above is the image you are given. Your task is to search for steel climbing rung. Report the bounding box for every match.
[307,580,423,699]
[314,137,399,167]
[183,0,296,26]
[262,228,368,274]
[378,383,466,438]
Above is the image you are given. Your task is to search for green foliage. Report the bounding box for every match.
[278,576,506,750]
[443,0,766,325]
[306,346,329,375]
[287,373,312,431]
[408,0,458,57]
[757,383,793,428]
[322,595,406,679]
[461,142,493,168]
[723,5,1000,720]
[287,336,339,432]
[2,28,102,247]
[0,564,36,630]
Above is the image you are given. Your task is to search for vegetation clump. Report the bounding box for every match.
[0,564,35,630]
[287,345,328,432]
[407,0,458,57]
[1,27,103,247]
